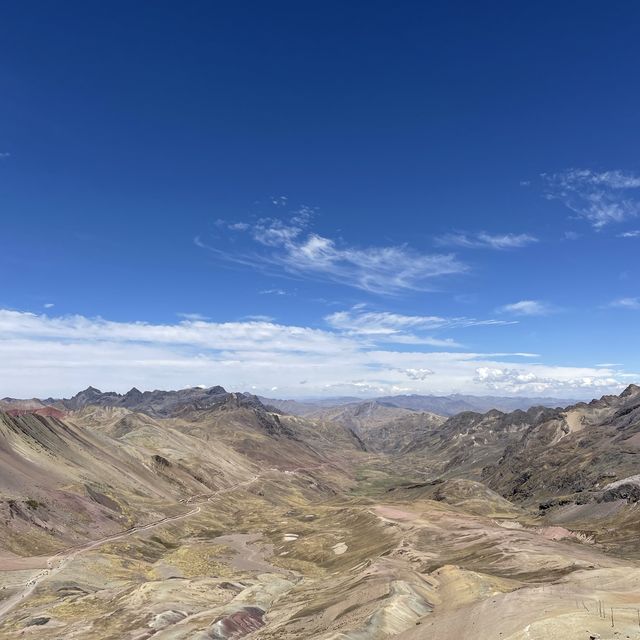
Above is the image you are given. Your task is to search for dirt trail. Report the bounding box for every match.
[0,474,261,623]
[0,505,203,621]
[0,463,331,624]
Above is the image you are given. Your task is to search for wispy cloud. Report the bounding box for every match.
[270,195,289,207]
[609,297,640,310]
[435,231,538,250]
[0,308,625,398]
[259,288,288,296]
[498,300,555,316]
[325,307,517,347]
[177,312,211,321]
[326,308,515,334]
[543,168,640,228]
[228,222,250,231]
[196,207,467,295]
[0,308,354,355]
[618,230,640,238]
[0,152,10,159]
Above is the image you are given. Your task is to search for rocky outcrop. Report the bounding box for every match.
[51,385,270,418]
[601,475,640,503]
[480,385,640,504]
[308,400,445,453]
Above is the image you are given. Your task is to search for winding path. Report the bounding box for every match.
[0,462,331,625]
[0,474,260,623]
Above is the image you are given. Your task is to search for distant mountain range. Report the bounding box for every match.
[2,388,577,421]
[2,385,267,418]
[303,399,446,453]
[260,392,578,417]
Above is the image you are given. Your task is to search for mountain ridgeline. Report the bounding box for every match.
[260,392,578,417]
[2,383,640,639]
[55,385,269,416]
[4,383,640,516]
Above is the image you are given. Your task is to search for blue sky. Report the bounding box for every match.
[1,1,639,398]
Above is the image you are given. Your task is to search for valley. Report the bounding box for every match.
[1,386,640,639]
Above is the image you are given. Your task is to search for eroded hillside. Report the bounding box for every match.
[1,385,640,639]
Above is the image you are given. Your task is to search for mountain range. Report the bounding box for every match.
[260,392,578,417]
[1,384,640,639]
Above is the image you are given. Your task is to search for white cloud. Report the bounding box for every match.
[0,308,628,399]
[228,222,250,231]
[498,300,554,316]
[435,232,538,250]
[381,335,464,347]
[543,169,640,229]
[213,219,251,232]
[43,303,55,309]
[618,230,640,238]
[197,211,467,295]
[177,312,210,321]
[325,308,515,347]
[400,368,434,381]
[325,307,514,335]
[0,309,351,355]
[609,297,640,310]
[259,288,288,296]
[474,367,621,394]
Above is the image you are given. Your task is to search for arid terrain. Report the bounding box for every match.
[2,385,640,639]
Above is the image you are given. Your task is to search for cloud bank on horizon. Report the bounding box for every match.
[0,307,633,399]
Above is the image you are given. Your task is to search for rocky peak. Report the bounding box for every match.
[82,386,102,395]
[206,385,227,395]
[621,384,640,398]
[122,387,144,406]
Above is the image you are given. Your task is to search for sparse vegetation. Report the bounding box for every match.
[2,385,640,638]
